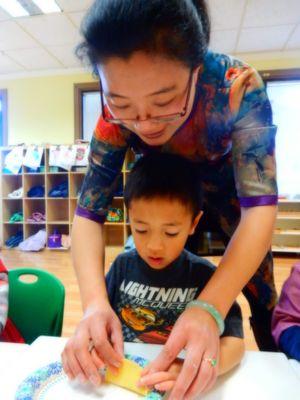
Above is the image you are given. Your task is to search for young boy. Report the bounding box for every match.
[105,152,245,392]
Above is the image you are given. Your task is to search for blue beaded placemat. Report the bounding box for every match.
[15,354,163,400]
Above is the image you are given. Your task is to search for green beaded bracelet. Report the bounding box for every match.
[186,299,225,336]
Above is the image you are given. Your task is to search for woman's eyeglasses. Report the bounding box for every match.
[99,71,194,126]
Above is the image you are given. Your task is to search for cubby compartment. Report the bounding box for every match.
[275,216,300,231]
[47,199,69,223]
[47,223,70,250]
[24,199,46,223]
[273,231,300,248]
[46,174,69,198]
[69,172,85,198]
[23,174,45,198]
[273,200,300,253]
[3,224,23,248]
[2,199,23,223]
[106,198,125,224]
[278,200,300,212]
[24,224,46,240]
[2,175,23,198]
[103,224,124,246]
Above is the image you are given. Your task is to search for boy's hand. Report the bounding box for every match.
[140,306,220,399]
[138,358,183,392]
[61,301,123,386]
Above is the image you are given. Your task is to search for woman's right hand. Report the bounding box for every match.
[61,301,124,386]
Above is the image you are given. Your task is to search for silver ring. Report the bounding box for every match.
[203,357,217,367]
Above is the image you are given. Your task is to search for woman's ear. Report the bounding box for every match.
[189,211,203,235]
[194,65,203,83]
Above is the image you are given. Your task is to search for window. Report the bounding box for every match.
[261,69,300,198]
[74,82,100,142]
[0,89,8,146]
[82,91,101,142]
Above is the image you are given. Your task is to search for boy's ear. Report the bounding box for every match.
[189,211,203,235]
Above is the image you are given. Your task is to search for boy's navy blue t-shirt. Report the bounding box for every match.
[106,249,243,344]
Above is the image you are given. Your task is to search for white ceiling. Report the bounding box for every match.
[0,0,299,77]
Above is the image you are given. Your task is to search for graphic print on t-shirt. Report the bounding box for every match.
[117,279,198,344]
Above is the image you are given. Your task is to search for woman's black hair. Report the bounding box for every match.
[76,0,210,69]
[124,152,203,219]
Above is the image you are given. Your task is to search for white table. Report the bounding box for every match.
[1,336,300,400]
[290,358,300,380]
[0,341,29,370]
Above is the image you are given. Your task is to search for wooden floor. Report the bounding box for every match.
[1,247,298,351]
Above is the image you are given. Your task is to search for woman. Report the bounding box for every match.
[62,1,278,398]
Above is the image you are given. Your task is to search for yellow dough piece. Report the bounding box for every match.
[105,358,149,396]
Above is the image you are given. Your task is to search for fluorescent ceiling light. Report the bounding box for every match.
[31,0,61,13]
[0,0,29,17]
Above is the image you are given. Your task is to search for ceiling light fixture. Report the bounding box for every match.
[31,0,61,14]
[0,0,29,17]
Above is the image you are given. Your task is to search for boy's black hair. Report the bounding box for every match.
[76,0,210,70]
[124,152,202,219]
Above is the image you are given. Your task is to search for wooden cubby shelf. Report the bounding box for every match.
[0,145,134,251]
[272,200,300,254]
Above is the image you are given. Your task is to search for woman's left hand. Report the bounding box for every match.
[139,306,220,400]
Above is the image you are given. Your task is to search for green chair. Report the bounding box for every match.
[8,268,65,344]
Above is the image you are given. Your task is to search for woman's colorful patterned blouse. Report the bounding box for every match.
[76,50,278,223]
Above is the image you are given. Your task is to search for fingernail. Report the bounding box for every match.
[113,361,121,368]
[78,373,86,384]
[137,379,148,388]
[90,375,100,386]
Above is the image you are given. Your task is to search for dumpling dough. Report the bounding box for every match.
[105,358,149,396]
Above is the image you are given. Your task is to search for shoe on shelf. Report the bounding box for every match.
[48,181,68,198]
[18,230,47,252]
[27,185,45,198]
[5,231,23,248]
[8,187,23,199]
[27,212,46,223]
[9,212,23,223]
